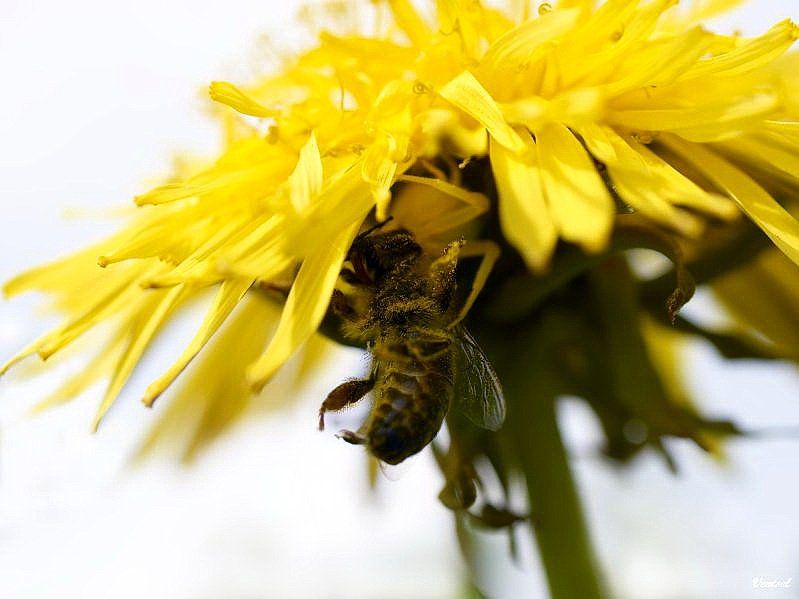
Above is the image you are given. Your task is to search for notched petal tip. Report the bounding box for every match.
[781,18,799,40]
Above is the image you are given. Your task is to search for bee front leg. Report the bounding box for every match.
[318,378,375,431]
[448,240,500,328]
[336,430,367,445]
[428,239,464,311]
[330,289,356,320]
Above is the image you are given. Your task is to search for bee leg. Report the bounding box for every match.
[467,504,528,529]
[429,239,464,310]
[448,240,500,328]
[414,182,490,237]
[336,430,367,445]
[330,289,356,320]
[318,378,375,431]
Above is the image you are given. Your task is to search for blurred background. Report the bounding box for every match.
[1,1,798,597]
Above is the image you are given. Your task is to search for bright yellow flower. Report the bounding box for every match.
[3,0,799,454]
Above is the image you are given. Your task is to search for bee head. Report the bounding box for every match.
[348,228,422,281]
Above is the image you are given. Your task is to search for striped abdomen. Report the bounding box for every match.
[365,339,454,465]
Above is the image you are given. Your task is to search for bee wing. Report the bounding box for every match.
[452,326,506,431]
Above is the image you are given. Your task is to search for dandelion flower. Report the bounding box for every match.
[5,1,799,596]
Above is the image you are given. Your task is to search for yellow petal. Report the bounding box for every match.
[139,217,250,287]
[633,141,738,220]
[362,134,399,222]
[556,0,593,10]
[489,137,556,272]
[610,171,704,237]
[714,248,799,362]
[92,285,187,431]
[764,121,799,137]
[247,222,360,392]
[579,126,714,234]
[31,337,126,413]
[419,108,489,157]
[536,123,614,253]
[145,215,281,288]
[209,81,277,118]
[609,93,778,136]
[478,8,580,75]
[603,27,713,96]
[679,20,799,81]
[603,145,702,235]
[290,132,324,213]
[716,134,799,182]
[548,87,605,127]
[3,244,104,298]
[37,270,143,360]
[142,279,254,406]
[575,122,618,163]
[438,71,525,153]
[436,0,484,59]
[304,161,381,252]
[399,175,489,213]
[662,135,799,266]
[553,0,666,90]
[398,175,490,237]
[387,0,432,47]
[500,96,549,129]
[135,293,280,463]
[134,165,270,206]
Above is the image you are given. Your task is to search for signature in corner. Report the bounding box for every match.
[752,577,793,589]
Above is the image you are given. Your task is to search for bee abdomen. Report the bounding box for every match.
[367,366,452,465]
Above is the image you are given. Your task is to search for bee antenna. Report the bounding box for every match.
[356,216,394,240]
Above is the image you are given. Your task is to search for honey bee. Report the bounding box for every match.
[318,225,505,465]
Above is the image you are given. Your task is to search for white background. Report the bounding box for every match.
[1,1,799,597]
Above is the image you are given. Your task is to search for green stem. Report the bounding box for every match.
[510,394,605,599]
[480,314,605,599]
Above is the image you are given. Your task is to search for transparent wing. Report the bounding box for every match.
[452,326,506,431]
